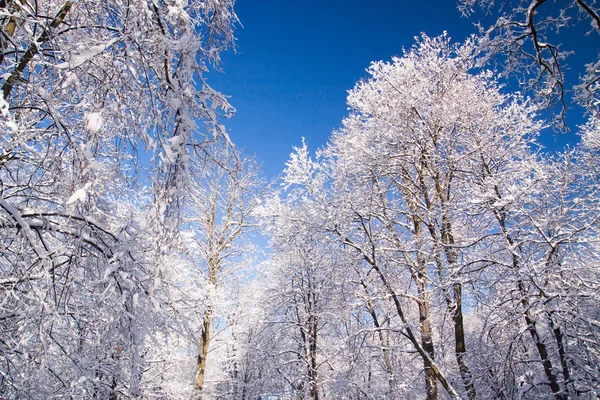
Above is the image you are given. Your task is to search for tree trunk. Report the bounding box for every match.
[444,250,476,400]
[413,214,439,400]
[523,308,565,400]
[549,313,571,391]
[416,272,438,400]
[308,312,319,400]
[194,307,213,398]
[452,283,476,400]
[307,277,319,400]
[434,173,477,400]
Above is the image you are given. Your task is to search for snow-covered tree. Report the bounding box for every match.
[264,33,600,399]
[0,1,238,398]
[182,145,263,398]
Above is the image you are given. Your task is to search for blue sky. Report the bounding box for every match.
[208,0,586,178]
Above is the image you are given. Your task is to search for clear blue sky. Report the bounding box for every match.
[207,0,584,178]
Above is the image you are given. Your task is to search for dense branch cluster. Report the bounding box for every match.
[459,0,600,127]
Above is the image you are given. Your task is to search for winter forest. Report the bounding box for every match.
[0,1,599,399]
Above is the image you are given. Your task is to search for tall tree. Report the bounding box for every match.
[183,145,262,398]
[262,198,337,399]
[321,33,541,399]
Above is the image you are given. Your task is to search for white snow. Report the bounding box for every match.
[69,39,120,69]
[6,120,18,132]
[67,183,92,205]
[0,96,9,117]
[61,73,78,89]
[85,112,103,132]
[66,188,87,205]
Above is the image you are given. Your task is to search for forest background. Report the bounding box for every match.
[0,1,599,399]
